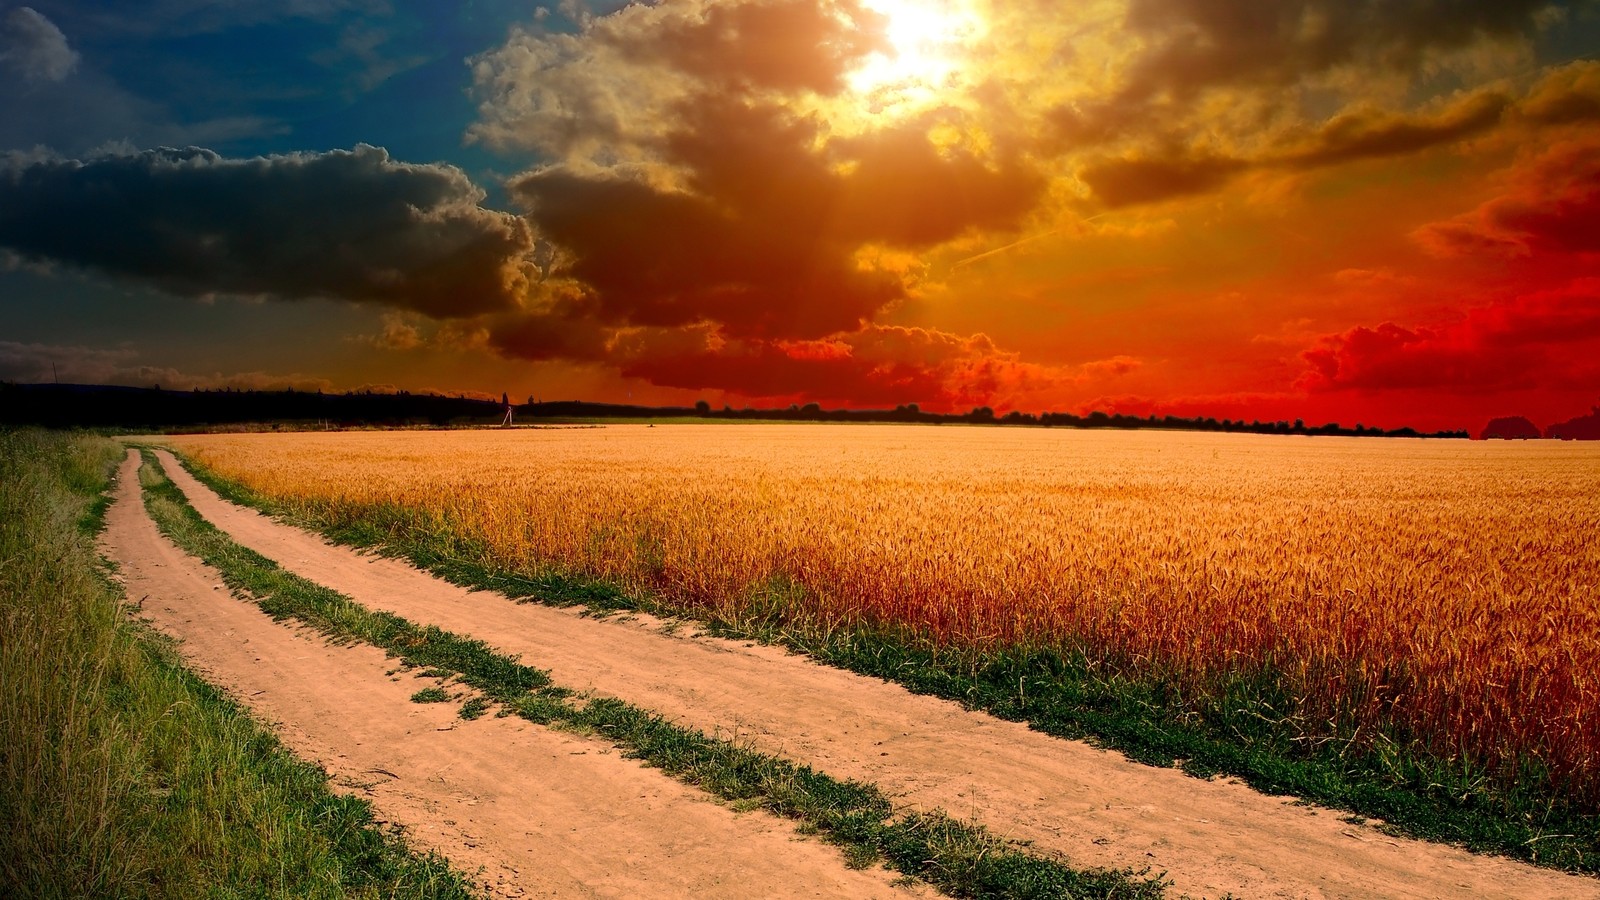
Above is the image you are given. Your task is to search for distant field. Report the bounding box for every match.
[166,426,1600,809]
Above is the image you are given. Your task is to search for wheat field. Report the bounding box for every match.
[166,425,1600,804]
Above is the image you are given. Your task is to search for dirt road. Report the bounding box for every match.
[149,448,1600,899]
[102,450,923,899]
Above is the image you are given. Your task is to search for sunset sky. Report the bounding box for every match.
[2,0,1599,430]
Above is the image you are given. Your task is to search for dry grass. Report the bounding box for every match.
[166,425,1600,804]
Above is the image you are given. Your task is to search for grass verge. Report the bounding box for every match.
[169,446,1600,875]
[138,449,1167,900]
[0,429,475,900]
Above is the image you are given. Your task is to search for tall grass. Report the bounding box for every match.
[0,429,474,900]
[163,425,1600,870]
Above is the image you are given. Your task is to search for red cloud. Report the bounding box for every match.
[1298,279,1600,393]
[1415,137,1600,258]
[608,324,1131,411]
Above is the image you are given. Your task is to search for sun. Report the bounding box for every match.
[847,0,984,115]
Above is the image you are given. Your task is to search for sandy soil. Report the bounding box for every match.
[102,451,921,899]
[152,448,1600,900]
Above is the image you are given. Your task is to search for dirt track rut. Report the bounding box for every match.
[102,451,921,899]
[151,448,1600,900]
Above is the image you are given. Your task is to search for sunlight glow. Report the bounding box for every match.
[847,0,985,115]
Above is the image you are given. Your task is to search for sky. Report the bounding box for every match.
[1,0,1599,431]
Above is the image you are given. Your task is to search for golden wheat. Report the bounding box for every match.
[166,425,1600,799]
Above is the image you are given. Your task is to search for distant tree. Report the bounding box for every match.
[800,402,821,416]
[694,400,711,415]
[1481,416,1541,440]
[1545,406,1600,440]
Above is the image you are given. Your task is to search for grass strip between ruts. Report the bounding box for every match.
[0,429,476,900]
[136,449,1169,900]
[166,445,1600,876]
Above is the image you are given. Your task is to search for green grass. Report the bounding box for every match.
[139,449,1166,900]
[168,446,1600,875]
[0,429,477,900]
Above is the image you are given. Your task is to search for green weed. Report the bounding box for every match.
[1,430,475,900]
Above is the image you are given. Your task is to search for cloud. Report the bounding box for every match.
[459,0,1600,403]
[1518,60,1600,126]
[607,325,1015,408]
[471,0,1050,345]
[1297,278,1600,393]
[1044,5,1591,207]
[0,6,78,82]
[519,322,1137,411]
[1117,0,1564,102]
[1416,135,1600,257]
[0,55,287,156]
[0,144,535,317]
[511,157,905,340]
[511,104,1041,340]
[1276,89,1511,169]
[1078,151,1248,208]
[44,0,387,39]
[619,0,887,96]
[1073,64,1596,207]
[313,22,432,94]
[0,339,333,391]
[488,308,616,362]
[468,0,888,159]
[465,0,1069,402]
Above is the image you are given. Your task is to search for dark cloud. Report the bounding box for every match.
[0,6,78,82]
[1119,0,1574,101]
[0,339,332,391]
[1278,91,1510,169]
[609,325,1017,409]
[1077,70,1592,207]
[1298,278,1600,393]
[487,300,615,362]
[830,120,1045,245]
[1047,4,1590,208]
[514,98,1043,339]
[1519,61,1600,126]
[619,341,946,407]
[514,164,903,339]
[1078,151,1247,208]
[1416,136,1600,257]
[0,144,534,317]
